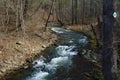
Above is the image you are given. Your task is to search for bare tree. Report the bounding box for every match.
[16,0,26,32]
[2,0,9,33]
[44,0,54,31]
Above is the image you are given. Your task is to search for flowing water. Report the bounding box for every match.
[4,27,100,80]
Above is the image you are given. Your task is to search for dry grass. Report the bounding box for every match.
[0,22,57,76]
[66,24,96,39]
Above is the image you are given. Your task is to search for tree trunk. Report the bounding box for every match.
[16,0,25,32]
[44,0,54,31]
[113,0,118,78]
[102,0,115,80]
[71,0,77,25]
[71,0,74,24]
[89,0,93,17]
[23,0,28,18]
[16,0,21,31]
[81,0,85,24]
[74,0,78,24]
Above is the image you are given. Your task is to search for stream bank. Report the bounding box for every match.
[1,27,103,80]
[0,28,58,78]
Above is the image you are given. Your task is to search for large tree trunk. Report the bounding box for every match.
[113,0,118,79]
[102,0,116,80]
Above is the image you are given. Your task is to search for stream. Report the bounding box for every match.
[4,27,100,80]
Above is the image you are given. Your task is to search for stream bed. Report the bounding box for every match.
[3,27,100,80]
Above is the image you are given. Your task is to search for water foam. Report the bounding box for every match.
[26,71,49,80]
[51,27,71,34]
[56,46,78,56]
[28,45,77,80]
[46,56,72,73]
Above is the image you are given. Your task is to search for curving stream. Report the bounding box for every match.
[4,27,100,80]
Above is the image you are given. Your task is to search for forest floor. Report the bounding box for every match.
[65,23,98,38]
[0,24,57,77]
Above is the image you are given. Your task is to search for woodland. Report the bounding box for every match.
[0,0,120,80]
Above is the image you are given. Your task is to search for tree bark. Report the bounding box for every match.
[16,0,25,32]
[74,0,78,24]
[81,0,85,24]
[71,0,78,25]
[71,0,74,24]
[23,0,28,18]
[44,0,54,31]
[102,0,115,80]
